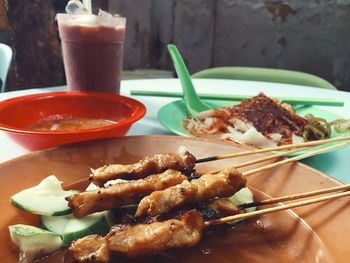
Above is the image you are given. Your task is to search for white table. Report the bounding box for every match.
[1,79,349,182]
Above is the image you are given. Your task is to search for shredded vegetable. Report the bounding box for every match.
[303,114,350,141]
[303,114,331,141]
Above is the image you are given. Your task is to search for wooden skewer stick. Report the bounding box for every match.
[205,190,350,226]
[239,184,350,209]
[234,147,308,168]
[208,147,310,174]
[195,135,350,163]
[242,142,350,177]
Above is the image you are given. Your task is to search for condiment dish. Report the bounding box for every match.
[0,91,146,150]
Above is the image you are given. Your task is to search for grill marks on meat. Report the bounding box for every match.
[107,210,203,257]
[136,181,198,219]
[90,152,196,186]
[67,152,247,262]
[69,211,204,261]
[226,93,308,140]
[67,170,187,218]
[135,168,246,217]
[158,198,241,222]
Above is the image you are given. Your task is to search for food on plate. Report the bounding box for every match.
[8,151,254,262]
[70,210,204,261]
[184,93,306,147]
[9,224,62,263]
[9,176,115,262]
[184,93,348,148]
[135,167,246,217]
[68,169,188,218]
[40,210,113,246]
[303,114,350,141]
[334,119,350,133]
[28,117,116,131]
[303,113,333,141]
[205,198,241,217]
[68,235,110,263]
[90,152,196,186]
[11,175,76,216]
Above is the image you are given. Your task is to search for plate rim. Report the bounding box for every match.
[0,135,348,262]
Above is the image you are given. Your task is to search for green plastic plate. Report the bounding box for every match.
[158,99,349,156]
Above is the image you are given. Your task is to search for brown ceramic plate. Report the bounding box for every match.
[1,136,349,263]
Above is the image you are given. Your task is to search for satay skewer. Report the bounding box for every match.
[205,190,350,226]
[241,141,350,177]
[83,142,348,220]
[70,185,350,261]
[196,135,350,163]
[208,141,349,176]
[94,142,347,219]
[208,146,309,174]
[239,184,350,209]
[234,147,309,168]
[89,138,349,186]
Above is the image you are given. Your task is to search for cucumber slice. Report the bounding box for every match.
[9,224,62,262]
[41,211,113,246]
[230,187,256,213]
[224,187,255,225]
[11,175,77,216]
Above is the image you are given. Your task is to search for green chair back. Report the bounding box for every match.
[192,67,337,90]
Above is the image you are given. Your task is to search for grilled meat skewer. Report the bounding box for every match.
[135,167,246,217]
[90,152,196,186]
[68,169,188,218]
[69,210,204,262]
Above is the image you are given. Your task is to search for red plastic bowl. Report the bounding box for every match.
[0,91,146,151]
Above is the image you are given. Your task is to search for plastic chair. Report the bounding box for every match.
[0,43,13,92]
[191,67,337,90]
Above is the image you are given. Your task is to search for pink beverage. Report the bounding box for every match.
[57,14,126,93]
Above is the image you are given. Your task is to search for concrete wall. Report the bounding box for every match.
[110,0,350,91]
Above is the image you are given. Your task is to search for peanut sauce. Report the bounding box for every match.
[28,117,116,131]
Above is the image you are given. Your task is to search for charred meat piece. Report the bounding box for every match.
[158,198,241,222]
[135,168,246,217]
[69,235,110,263]
[69,211,204,261]
[68,170,187,218]
[90,152,196,186]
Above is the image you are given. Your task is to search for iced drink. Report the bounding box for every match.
[57,13,126,93]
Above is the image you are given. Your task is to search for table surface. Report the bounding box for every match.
[1,78,349,182]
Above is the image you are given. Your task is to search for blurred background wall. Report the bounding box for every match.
[110,0,350,91]
[1,0,350,91]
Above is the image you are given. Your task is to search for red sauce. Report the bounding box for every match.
[28,117,115,131]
